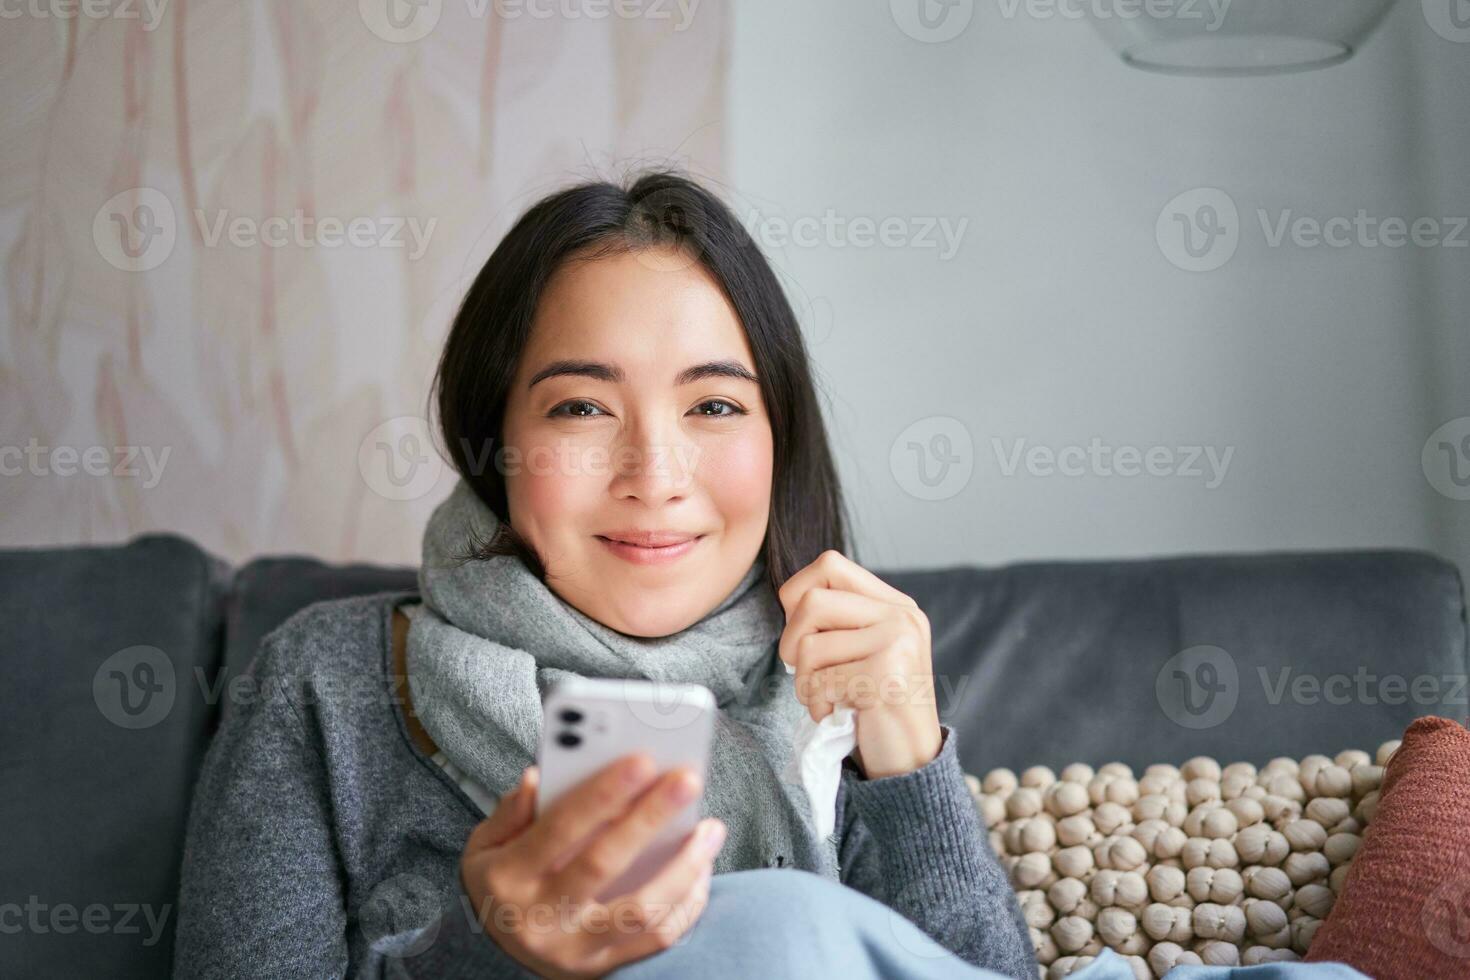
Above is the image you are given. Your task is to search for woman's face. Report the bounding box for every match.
[500,245,774,638]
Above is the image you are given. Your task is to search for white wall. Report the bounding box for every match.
[728,0,1470,584]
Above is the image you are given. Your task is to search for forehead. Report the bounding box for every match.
[523,248,752,372]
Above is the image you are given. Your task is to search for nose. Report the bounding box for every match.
[608,414,697,506]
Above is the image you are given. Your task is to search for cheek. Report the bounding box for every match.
[699,430,773,522]
[504,443,602,541]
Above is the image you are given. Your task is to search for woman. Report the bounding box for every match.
[171,170,1037,979]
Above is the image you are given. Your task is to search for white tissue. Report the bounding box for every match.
[783,661,858,838]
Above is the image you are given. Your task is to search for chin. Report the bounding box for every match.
[596,591,704,639]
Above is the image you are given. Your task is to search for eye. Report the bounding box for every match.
[548,400,607,419]
[691,399,747,418]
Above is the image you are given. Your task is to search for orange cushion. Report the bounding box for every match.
[1305,716,1470,978]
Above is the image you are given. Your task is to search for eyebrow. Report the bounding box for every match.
[526,358,760,389]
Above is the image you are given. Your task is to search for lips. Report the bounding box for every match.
[595,532,705,565]
[597,530,701,548]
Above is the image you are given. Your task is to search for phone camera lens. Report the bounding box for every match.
[558,708,584,724]
[557,731,581,748]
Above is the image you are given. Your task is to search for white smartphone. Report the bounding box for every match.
[536,677,716,901]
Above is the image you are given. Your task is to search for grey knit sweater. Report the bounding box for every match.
[172,592,1034,979]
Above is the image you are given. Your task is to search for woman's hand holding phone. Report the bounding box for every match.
[459,757,727,979]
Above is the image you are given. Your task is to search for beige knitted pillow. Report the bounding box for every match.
[962,743,1396,980]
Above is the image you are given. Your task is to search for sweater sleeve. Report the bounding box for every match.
[171,638,535,980]
[834,724,1036,980]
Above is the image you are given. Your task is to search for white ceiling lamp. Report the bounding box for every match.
[1088,0,1400,76]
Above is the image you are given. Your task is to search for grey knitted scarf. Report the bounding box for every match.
[406,480,840,878]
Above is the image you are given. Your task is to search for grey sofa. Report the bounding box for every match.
[3,534,1466,979]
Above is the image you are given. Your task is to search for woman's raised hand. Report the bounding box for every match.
[459,757,726,979]
[778,549,943,780]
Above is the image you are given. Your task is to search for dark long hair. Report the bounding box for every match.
[428,169,851,593]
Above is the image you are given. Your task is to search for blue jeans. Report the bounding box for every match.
[610,869,1372,980]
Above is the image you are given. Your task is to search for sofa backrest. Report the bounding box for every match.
[222,545,1470,772]
[881,550,1469,774]
[1,535,230,980]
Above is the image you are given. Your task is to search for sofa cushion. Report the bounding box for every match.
[0,534,231,980]
[1305,716,1470,978]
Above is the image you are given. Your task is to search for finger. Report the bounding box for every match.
[602,863,713,964]
[777,550,918,621]
[470,766,540,851]
[550,767,705,901]
[808,657,939,724]
[504,753,657,877]
[791,621,892,677]
[608,817,724,914]
[789,626,882,720]
[778,587,889,669]
[807,659,887,718]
